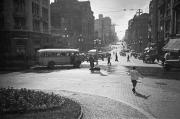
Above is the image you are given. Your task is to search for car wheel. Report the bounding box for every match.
[164,66,170,71]
[48,61,55,69]
[73,61,81,68]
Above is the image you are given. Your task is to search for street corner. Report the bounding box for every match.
[48,90,154,119]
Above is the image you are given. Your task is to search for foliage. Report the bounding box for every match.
[0,87,65,114]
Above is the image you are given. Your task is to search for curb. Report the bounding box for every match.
[77,105,83,119]
[52,90,155,119]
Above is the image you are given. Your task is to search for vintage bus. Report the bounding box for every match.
[37,49,82,68]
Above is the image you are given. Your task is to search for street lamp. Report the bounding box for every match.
[62,28,69,48]
[139,36,142,53]
[78,34,84,52]
[94,39,101,65]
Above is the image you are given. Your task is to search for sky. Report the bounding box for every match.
[50,0,151,40]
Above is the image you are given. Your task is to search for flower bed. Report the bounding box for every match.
[0,88,81,119]
[0,88,65,114]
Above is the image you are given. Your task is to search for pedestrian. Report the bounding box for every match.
[89,55,94,70]
[115,53,118,61]
[127,55,130,62]
[164,52,170,61]
[162,52,170,65]
[107,54,111,66]
[129,66,143,94]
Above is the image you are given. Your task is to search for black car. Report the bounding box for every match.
[164,59,180,71]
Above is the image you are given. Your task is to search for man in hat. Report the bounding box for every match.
[129,66,143,94]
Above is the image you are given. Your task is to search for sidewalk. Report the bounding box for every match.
[81,55,180,119]
[45,90,149,119]
[107,54,180,119]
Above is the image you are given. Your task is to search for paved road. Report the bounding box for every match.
[0,53,180,119]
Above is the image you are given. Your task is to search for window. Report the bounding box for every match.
[176,10,180,34]
[42,7,48,20]
[32,2,40,16]
[43,22,48,33]
[14,17,25,29]
[14,0,25,12]
[33,19,40,32]
[42,0,49,6]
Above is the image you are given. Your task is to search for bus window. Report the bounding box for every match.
[57,52,61,56]
[61,52,66,56]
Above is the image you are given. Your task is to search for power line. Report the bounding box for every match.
[96,8,148,13]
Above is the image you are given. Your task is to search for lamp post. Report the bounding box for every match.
[139,36,142,53]
[62,28,69,48]
[94,38,101,65]
[78,34,84,52]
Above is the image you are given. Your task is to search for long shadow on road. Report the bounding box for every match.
[125,66,180,80]
[20,65,78,74]
[135,91,151,99]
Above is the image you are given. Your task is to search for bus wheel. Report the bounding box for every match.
[164,66,170,71]
[48,61,55,69]
[73,62,80,68]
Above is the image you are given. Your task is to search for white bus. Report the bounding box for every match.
[37,49,82,68]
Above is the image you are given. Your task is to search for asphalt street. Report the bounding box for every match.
[0,53,180,119]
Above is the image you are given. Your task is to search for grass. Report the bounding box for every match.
[0,88,81,119]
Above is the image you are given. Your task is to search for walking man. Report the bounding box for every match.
[115,53,118,61]
[127,54,130,62]
[89,55,94,70]
[107,54,111,66]
[129,66,143,94]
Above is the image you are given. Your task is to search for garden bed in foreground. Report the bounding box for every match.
[0,88,81,119]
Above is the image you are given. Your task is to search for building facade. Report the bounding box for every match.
[0,0,51,67]
[126,13,149,53]
[149,0,159,47]
[125,0,180,56]
[94,14,117,48]
[50,0,94,52]
[79,1,94,51]
[156,0,180,55]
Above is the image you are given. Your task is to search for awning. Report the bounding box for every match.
[163,38,180,52]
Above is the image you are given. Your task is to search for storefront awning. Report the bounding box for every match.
[163,38,180,52]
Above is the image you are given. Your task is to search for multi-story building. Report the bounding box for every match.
[149,0,159,47]
[94,14,117,47]
[156,0,180,56]
[173,0,180,37]
[126,13,149,53]
[0,0,51,67]
[79,1,94,51]
[50,0,94,52]
[94,14,104,43]
[111,24,118,43]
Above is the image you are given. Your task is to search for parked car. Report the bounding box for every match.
[131,52,138,58]
[119,51,126,56]
[144,54,157,63]
[138,53,145,60]
[163,58,180,71]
